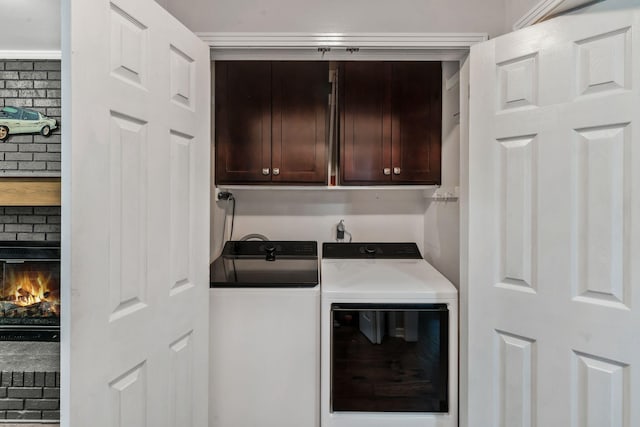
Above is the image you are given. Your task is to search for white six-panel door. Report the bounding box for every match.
[468,7,639,427]
[61,0,210,425]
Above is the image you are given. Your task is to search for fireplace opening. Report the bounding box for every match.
[0,241,60,341]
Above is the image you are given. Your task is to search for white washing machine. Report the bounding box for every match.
[321,242,458,427]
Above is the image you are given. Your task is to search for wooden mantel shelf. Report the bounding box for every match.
[0,177,61,206]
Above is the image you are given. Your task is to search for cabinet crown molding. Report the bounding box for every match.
[198,32,487,48]
[198,32,487,60]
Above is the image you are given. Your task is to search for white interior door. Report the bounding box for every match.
[359,311,383,344]
[61,0,210,426]
[468,7,640,427]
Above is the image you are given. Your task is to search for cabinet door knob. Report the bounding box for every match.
[393,167,401,175]
[383,168,391,176]
[273,168,280,176]
[262,168,270,175]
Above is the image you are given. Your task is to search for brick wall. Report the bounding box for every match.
[0,60,61,175]
[0,207,60,242]
[0,60,62,422]
[0,371,60,421]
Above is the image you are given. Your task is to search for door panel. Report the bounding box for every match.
[468,8,640,427]
[340,61,392,184]
[272,61,328,184]
[62,0,210,426]
[390,62,441,184]
[215,61,271,184]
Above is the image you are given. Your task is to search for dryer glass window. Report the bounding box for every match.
[331,303,449,413]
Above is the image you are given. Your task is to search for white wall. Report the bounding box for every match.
[166,0,508,37]
[423,61,460,286]
[211,189,427,260]
[504,0,540,29]
[0,0,60,52]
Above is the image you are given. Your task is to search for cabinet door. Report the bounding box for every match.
[340,62,392,184]
[215,61,271,184]
[391,62,442,184]
[272,62,328,184]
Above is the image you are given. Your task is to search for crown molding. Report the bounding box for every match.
[197,32,487,49]
[0,50,61,60]
[513,0,595,30]
[197,32,487,61]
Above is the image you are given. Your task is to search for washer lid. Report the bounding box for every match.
[321,258,457,299]
[210,240,319,288]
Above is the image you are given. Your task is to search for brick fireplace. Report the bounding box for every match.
[0,59,63,426]
[0,58,62,423]
[0,371,60,421]
[0,241,60,422]
[0,241,60,341]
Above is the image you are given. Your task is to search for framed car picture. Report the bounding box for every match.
[0,106,57,141]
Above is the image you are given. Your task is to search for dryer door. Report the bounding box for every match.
[331,303,450,413]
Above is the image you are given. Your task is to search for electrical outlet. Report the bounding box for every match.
[215,188,233,201]
[337,221,345,240]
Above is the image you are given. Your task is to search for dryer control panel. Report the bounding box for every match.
[322,242,422,259]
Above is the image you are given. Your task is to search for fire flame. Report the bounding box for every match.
[1,269,60,315]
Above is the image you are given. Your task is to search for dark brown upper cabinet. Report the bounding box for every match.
[215,61,329,185]
[340,61,442,185]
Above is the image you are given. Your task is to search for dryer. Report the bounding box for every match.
[321,242,458,427]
